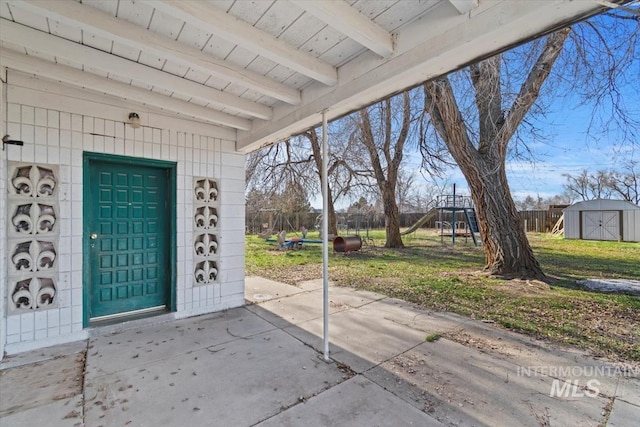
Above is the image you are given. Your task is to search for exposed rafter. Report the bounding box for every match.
[0,19,272,120]
[1,48,251,130]
[13,0,301,105]
[238,0,604,151]
[448,0,479,14]
[594,0,640,16]
[292,1,394,57]
[154,1,338,86]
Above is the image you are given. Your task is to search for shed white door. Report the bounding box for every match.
[582,211,619,241]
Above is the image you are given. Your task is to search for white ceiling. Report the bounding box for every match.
[0,0,608,152]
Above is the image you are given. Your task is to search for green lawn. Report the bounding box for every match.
[246,230,640,362]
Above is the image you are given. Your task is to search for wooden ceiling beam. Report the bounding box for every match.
[154,1,338,86]
[448,0,479,15]
[238,0,603,152]
[14,0,301,104]
[1,48,252,130]
[0,19,273,120]
[293,0,394,57]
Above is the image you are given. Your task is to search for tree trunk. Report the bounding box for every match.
[460,150,544,278]
[304,129,339,236]
[326,193,338,237]
[382,186,404,248]
[424,76,545,279]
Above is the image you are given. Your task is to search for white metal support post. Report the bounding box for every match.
[321,110,330,362]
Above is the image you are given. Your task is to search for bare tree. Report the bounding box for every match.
[562,170,592,201]
[564,161,639,204]
[245,149,262,185]
[563,169,613,201]
[608,160,640,204]
[420,8,639,279]
[298,125,375,236]
[356,92,412,248]
[515,193,573,211]
[396,169,416,213]
[422,29,571,279]
[515,195,545,211]
[246,124,373,236]
[245,138,312,198]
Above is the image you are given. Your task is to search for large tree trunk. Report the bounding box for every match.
[422,28,571,280]
[460,146,544,278]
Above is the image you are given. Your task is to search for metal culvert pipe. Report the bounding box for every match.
[333,235,362,253]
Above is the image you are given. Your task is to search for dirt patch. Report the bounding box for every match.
[442,329,513,356]
[489,278,551,296]
[333,275,406,291]
[0,352,86,416]
[438,270,551,296]
[252,262,323,285]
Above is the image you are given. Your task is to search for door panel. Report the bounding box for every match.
[582,211,620,241]
[582,212,601,240]
[600,211,619,241]
[88,161,169,319]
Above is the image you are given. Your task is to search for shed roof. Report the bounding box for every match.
[564,199,640,212]
[0,0,615,152]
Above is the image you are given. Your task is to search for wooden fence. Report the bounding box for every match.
[245,208,565,234]
[519,210,564,232]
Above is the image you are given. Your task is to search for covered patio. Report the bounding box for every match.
[0,0,616,358]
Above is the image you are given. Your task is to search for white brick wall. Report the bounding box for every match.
[2,76,246,355]
[1,80,7,358]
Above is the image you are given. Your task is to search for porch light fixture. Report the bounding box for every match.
[127,112,141,128]
[2,134,24,150]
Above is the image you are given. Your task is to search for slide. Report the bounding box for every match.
[401,209,438,235]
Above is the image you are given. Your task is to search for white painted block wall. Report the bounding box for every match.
[1,80,7,359]
[1,73,246,355]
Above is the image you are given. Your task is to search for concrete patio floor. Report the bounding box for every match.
[1,276,638,426]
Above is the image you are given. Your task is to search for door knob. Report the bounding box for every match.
[90,233,98,239]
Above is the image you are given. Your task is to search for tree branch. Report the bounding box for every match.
[470,57,503,152]
[497,27,571,154]
[423,78,478,170]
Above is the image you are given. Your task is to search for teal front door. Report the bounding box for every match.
[86,159,171,320]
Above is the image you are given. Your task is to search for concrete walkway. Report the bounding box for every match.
[1,276,638,426]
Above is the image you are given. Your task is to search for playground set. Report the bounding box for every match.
[256,185,481,251]
[254,208,299,238]
[268,228,323,250]
[267,227,365,253]
[254,207,372,252]
[402,185,481,246]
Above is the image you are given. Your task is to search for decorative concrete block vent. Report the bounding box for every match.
[7,163,59,312]
[193,178,219,285]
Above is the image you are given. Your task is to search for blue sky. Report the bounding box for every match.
[429,131,637,203]
[451,99,639,201]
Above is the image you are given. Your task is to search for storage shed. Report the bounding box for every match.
[564,200,640,242]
